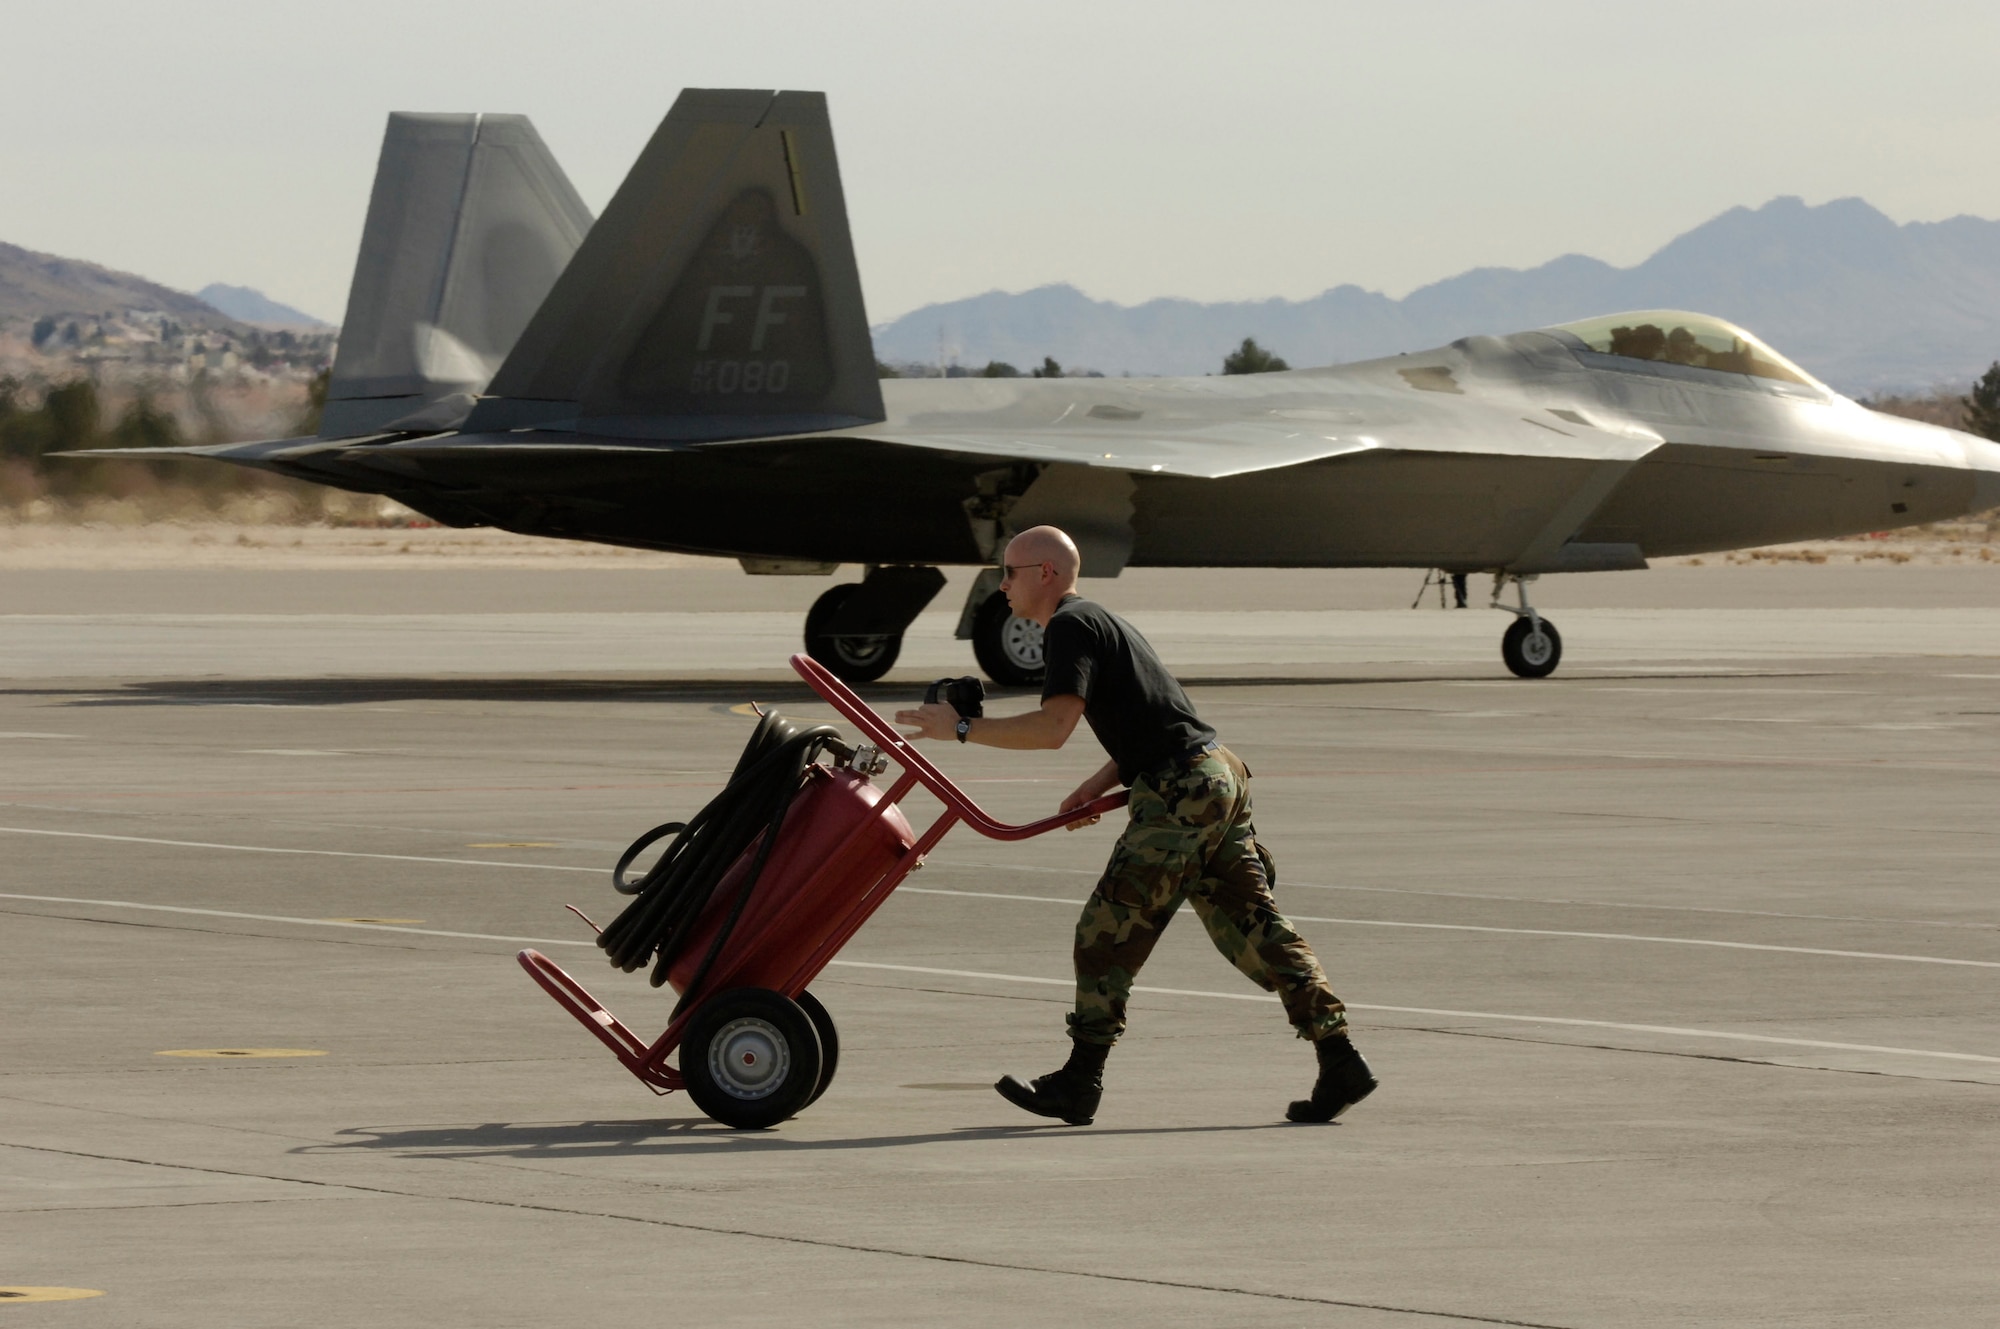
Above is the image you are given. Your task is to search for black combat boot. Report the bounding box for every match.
[1286,1031,1377,1123]
[995,1038,1109,1125]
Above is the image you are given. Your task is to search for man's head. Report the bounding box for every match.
[999,525,1081,625]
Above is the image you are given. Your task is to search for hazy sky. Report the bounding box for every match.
[9,2,1999,326]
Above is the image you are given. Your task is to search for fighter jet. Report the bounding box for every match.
[103,89,2000,683]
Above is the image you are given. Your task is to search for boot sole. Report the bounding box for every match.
[994,1075,1094,1126]
[1285,1077,1377,1124]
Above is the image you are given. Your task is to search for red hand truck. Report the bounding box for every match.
[517,652,1130,1128]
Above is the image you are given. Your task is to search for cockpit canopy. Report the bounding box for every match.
[1546,311,1818,388]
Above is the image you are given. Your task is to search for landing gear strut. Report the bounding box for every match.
[1493,573,1561,678]
[803,566,946,684]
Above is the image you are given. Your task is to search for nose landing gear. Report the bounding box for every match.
[1493,573,1562,678]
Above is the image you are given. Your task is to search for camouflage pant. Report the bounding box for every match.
[1069,747,1347,1046]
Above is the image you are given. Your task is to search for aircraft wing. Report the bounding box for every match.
[808,360,1667,479]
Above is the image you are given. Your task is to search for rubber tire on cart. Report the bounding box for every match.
[971,590,1046,687]
[795,989,839,1105]
[681,987,825,1129]
[804,583,901,684]
[1501,616,1562,679]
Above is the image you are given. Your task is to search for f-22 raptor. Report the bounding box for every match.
[117,90,2000,683]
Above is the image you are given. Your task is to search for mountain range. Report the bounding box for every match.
[869,197,2000,394]
[195,283,328,329]
[0,241,244,332]
[10,194,1999,393]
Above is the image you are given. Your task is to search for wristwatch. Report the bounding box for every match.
[955,717,972,743]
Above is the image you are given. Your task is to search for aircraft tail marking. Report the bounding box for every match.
[322,113,593,438]
[469,89,884,442]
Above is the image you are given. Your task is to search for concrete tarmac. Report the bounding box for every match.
[3,564,1997,1327]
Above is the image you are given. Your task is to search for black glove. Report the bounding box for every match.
[924,675,985,718]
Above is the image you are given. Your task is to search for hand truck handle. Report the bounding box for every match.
[790,653,1129,841]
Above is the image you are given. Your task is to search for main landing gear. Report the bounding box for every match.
[970,590,1045,686]
[803,566,947,684]
[1493,573,1561,678]
[801,565,1049,689]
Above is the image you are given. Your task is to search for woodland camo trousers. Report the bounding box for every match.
[1068,746,1347,1046]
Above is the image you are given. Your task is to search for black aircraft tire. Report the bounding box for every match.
[795,989,839,1105]
[1501,616,1562,679]
[971,591,1047,687]
[804,583,902,684]
[681,988,824,1130]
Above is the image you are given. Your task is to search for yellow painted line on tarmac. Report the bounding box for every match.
[0,1287,105,1303]
[155,1049,327,1059]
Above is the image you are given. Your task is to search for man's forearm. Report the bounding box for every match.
[965,709,1073,750]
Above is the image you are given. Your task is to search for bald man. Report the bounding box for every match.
[896,525,1375,1125]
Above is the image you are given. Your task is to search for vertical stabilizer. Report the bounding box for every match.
[469,89,883,441]
[322,113,593,438]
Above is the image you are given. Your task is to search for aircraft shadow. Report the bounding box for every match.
[299,1115,1304,1159]
[11,667,1822,710]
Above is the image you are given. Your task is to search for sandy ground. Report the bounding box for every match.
[0,522,721,570]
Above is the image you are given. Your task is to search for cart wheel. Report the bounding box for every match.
[796,989,840,1104]
[681,988,824,1129]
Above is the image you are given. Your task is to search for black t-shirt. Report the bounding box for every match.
[1040,596,1216,785]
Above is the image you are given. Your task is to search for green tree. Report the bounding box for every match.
[1222,337,1289,374]
[43,380,101,453]
[30,317,57,348]
[1030,356,1063,379]
[980,360,1021,378]
[106,395,184,450]
[291,368,331,435]
[876,360,901,379]
[1965,361,2000,443]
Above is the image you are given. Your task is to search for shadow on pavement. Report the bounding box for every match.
[6,669,1828,710]
[301,1116,1304,1159]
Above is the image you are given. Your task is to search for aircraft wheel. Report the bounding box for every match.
[804,583,901,684]
[1501,616,1562,679]
[796,989,839,1104]
[681,988,824,1129]
[971,591,1046,687]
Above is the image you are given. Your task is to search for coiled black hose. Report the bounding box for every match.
[597,710,848,1008]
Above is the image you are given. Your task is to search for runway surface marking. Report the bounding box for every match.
[0,825,601,874]
[5,824,1994,968]
[0,1288,105,1303]
[895,887,2000,968]
[947,856,2000,931]
[154,1048,326,1059]
[3,892,1995,1067]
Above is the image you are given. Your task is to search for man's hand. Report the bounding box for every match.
[1059,759,1123,830]
[894,700,961,742]
[895,693,1085,750]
